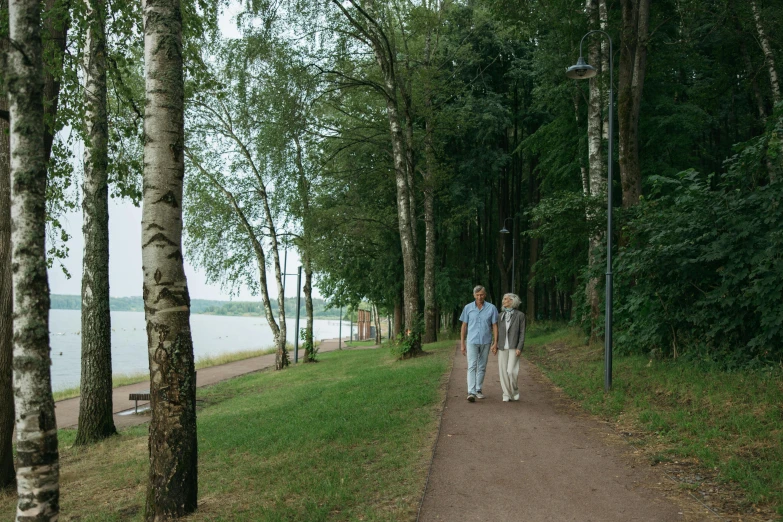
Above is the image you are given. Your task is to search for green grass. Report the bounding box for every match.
[0,340,455,521]
[52,347,280,401]
[525,325,783,518]
[344,339,378,347]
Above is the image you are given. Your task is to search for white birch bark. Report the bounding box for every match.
[7,0,60,517]
[750,0,781,104]
[599,0,609,141]
[141,0,198,516]
[585,0,604,335]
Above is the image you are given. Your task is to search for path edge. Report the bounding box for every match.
[415,341,459,522]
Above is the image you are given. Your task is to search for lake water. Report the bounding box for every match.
[49,310,350,391]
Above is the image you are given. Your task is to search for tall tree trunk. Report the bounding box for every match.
[0,6,15,487]
[741,40,768,121]
[402,98,417,254]
[141,0,197,517]
[302,252,315,362]
[0,83,14,491]
[599,0,609,141]
[251,164,287,368]
[372,303,382,344]
[260,183,287,369]
[750,0,781,105]
[8,0,60,516]
[293,135,315,363]
[75,0,116,446]
[586,0,605,193]
[386,93,420,350]
[585,0,605,337]
[421,33,437,344]
[331,0,421,353]
[618,0,650,208]
[422,26,438,343]
[526,163,538,324]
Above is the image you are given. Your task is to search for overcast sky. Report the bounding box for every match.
[46,201,313,301]
[47,3,320,302]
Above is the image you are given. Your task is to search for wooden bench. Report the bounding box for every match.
[127,373,195,413]
[128,391,150,413]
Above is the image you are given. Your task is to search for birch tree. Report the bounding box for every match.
[75,0,116,446]
[749,0,780,105]
[0,83,13,491]
[185,42,290,369]
[7,0,60,516]
[329,0,422,355]
[185,139,289,370]
[142,0,197,516]
[293,135,316,362]
[585,0,606,338]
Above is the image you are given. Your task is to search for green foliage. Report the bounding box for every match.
[528,191,599,288]
[300,327,318,362]
[613,127,783,365]
[391,315,424,359]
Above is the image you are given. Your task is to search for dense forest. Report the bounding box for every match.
[258,0,781,365]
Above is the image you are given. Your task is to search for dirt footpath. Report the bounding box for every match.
[417,343,719,522]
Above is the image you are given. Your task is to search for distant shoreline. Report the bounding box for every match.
[50,294,343,320]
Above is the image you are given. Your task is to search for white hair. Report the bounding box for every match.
[473,285,486,295]
[503,293,521,309]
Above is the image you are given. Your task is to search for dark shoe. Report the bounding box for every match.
[467,394,476,402]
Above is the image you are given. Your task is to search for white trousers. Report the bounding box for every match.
[497,349,520,401]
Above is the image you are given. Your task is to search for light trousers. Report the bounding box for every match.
[497,349,520,401]
[466,343,490,395]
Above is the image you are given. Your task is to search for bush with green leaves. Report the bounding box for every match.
[613,118,783,367]
[391,316,424,359]
[300,327,318,362]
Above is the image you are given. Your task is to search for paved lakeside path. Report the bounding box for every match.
[54,338,355,430]
[418,343,719,522]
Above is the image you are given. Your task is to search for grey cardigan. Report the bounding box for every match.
[497,310,526,351]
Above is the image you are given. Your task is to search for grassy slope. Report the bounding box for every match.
[0,340,455,521]
[525,325,783,519]
[52,347,283,401]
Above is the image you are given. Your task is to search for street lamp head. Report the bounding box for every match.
[499,227,510,234]
[565,56,597,80]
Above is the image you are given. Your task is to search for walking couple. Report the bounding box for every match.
[459,285,526,402]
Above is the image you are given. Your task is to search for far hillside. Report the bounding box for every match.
[50,294,341,318]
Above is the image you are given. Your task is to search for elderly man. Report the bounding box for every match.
[460,285,498,402]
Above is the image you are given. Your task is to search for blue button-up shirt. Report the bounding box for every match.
[459,301,498,345]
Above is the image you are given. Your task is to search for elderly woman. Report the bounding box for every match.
[492,293,526,402]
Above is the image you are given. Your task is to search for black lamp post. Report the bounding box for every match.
[566,30,614,391]
[499,218,515,293]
